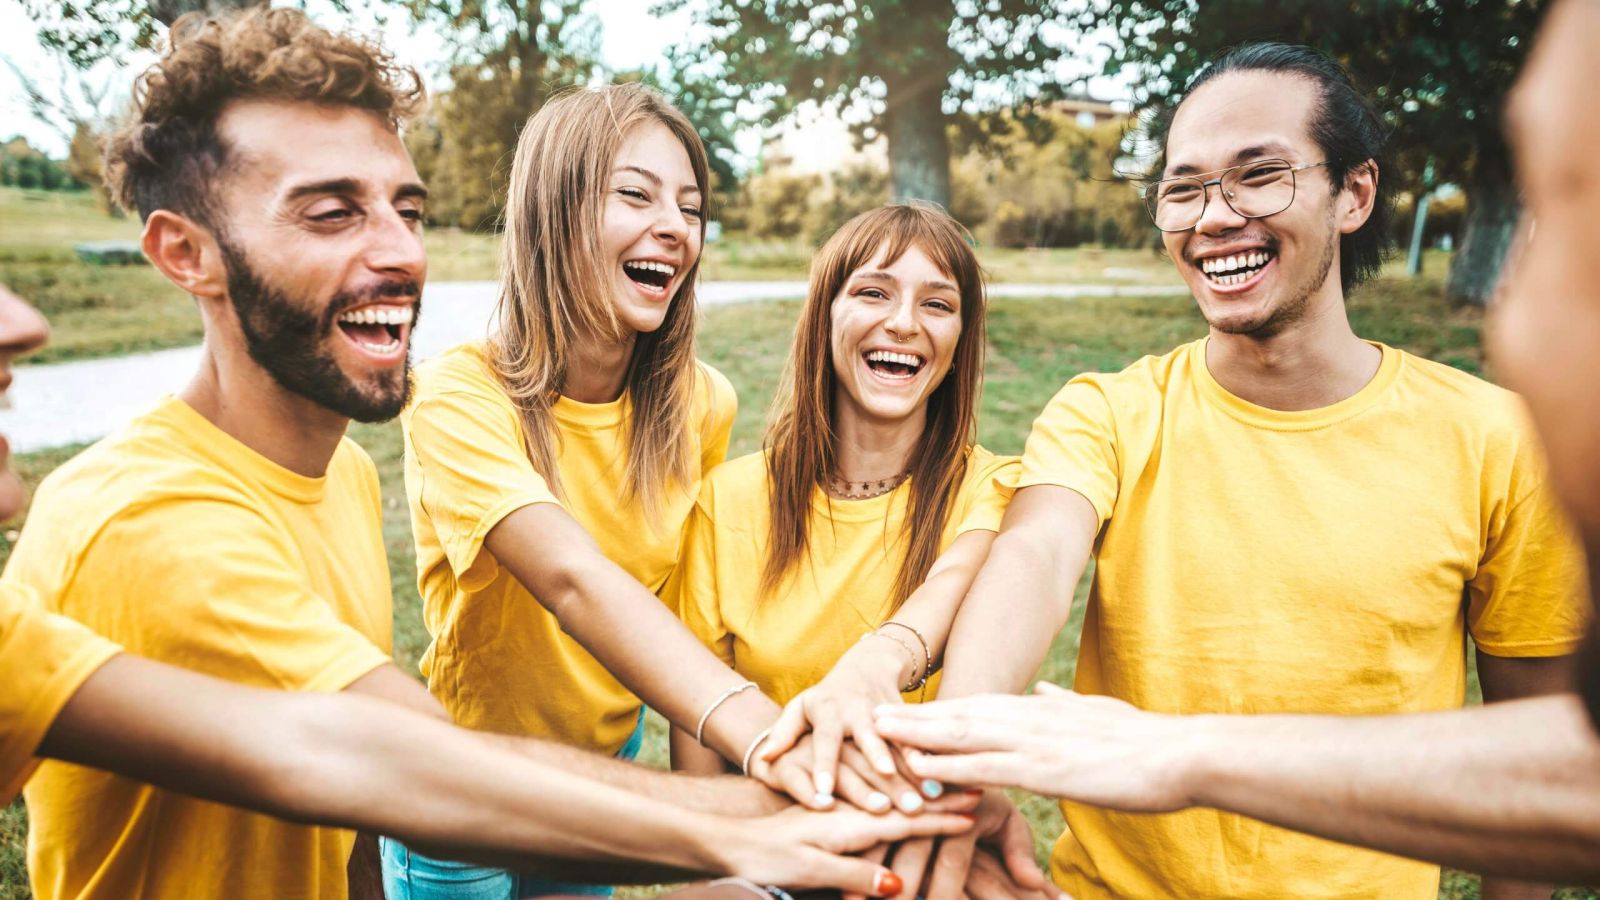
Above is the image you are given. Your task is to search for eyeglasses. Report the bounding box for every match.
[1143,159,1328,232]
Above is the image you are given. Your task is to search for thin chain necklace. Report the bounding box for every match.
[825,471,910,500]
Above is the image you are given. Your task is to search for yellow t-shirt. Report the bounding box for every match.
[4,396,394,900]
[0,582,120,804]
[403,342,736,753]
[671,446,1017,705]
[1014,339,1588,900]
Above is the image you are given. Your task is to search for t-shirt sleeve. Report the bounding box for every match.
[0,589,120,803]
[665,495,735,667]
[405,387,563,592]
[698,364,739,474]
[65,502,391,694]
[952,453,1022,536]
[1014,377,1121,526]
[1468,437,1590,657]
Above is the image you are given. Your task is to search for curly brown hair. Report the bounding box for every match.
[104,7,425,224]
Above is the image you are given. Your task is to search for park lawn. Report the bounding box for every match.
[0,278,1572,899]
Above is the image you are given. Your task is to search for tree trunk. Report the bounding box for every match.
[148,0,266,27]
[1446,156,1520,306]
[882,72,951,208]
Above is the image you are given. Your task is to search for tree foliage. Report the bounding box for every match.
[22,0,269,68]
[400,0,598,229]
[1079,0,1545,303]
[0,138,82,191]
[950,111,1148,249]
[659,0,1081,206]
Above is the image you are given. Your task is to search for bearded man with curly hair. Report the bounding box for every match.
[0,8,437,898]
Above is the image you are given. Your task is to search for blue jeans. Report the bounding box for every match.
[380,708,647,900]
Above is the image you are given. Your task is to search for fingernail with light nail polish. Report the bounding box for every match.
[812,791,835,808]
[921,779,944,798]
[899,791,924,812]
[866,791,891,812]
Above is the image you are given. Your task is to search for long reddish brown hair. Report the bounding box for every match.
[762,202,987,606]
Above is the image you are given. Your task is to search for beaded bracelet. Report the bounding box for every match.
[695,681,758,746]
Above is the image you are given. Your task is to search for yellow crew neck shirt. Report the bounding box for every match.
[671,446,1017,705]
[1015,339,1587,900]
[402,342,736,753]
[4,396,393,900]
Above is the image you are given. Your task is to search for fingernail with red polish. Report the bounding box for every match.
[873,870,903,896]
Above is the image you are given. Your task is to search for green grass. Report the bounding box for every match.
[4,274,1587,898]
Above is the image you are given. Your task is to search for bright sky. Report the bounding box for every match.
[0,1,1125,167]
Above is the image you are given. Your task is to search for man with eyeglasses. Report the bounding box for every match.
[926,41,1588,900]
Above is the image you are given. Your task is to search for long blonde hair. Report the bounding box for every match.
[763,202,988,607]
[488,83,710,516]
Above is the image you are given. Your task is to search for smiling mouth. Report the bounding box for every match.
[864,349,924,381]
[335,304,414,354]
[623,259,677,293]
[1200,249,1275,286]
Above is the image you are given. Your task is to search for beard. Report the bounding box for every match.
[218,236,420,423]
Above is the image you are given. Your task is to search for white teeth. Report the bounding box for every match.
[338,306,415,326]
[1201,250,1273,279]
[865,350,924,369]
[624,260,677,277]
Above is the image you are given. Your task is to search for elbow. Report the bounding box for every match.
[528,552,609,624]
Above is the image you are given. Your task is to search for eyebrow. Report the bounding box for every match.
[284,178,429,203]
[614,165,702,196]
[851,271,961,293]
[1167,142,1296,178]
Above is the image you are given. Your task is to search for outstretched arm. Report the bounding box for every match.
[487,504,782,767]
[937,485,1097,698]
[39,652,974,893]
[877,685,1600,884]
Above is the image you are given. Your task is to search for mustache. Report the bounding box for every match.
[322,280,423,326]
[1182,235,1280,266]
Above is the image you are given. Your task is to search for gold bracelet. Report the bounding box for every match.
[695,681,758,746]
[862,630,921,692]
[880,621,933,690]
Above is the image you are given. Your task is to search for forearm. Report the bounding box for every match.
[1188,695,1600,882]
[885,531,997,680]
[671,724,734,775]
[481,723,787,817]
[939,524,1085,697]
[40,656,749,879]
[540,557,781,761]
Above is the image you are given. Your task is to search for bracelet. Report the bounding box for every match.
[740,726,774,776]
[861,630,921,692]
[880,621,933,690]
[696,681,758,746]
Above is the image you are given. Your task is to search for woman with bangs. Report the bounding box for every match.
[669,203,1044,896]
[389,83,898,898]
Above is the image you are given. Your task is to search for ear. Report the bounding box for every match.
[142,211,227,301]
[1338,159,1379,236]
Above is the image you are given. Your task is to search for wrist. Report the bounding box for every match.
[1178,714,1234,808]
[702,691,781,764]
[858,631,919,690]
[684,811,746,875]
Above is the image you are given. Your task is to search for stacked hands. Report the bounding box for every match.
[732,629,1065,900]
